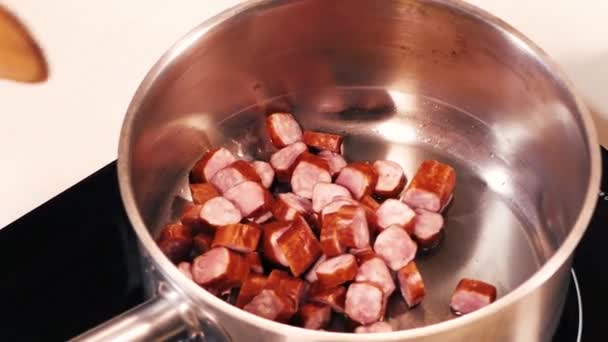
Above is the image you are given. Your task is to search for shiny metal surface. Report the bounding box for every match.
[114,0,601,341]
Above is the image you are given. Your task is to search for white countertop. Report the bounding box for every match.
[1,0,607,227]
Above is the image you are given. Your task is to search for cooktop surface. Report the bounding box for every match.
[0,148,605,341]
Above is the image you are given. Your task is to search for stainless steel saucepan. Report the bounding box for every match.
[72,0,601,341]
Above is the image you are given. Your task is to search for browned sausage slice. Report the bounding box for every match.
[192,232,214,255]
[354,321,393,333]
[270,142,308,181]
[316,254,358,287]
[272,192,313,222]
[318,150,347,177]
[199,196,242,228]
[373,225,417,271]
[246,252,264,274]
[261,221,291,266]
[291,153,331,199]
[312,182,352,213]
[320,213,347,257]
[190,147,237,183]
[397,261,426,307]
[265,270,308,311]
[345,282,385,325]
[296,303,332,330]
[266,113,303,148]
[450,278,497,315]
[307,282,347,313]
[179,203,204,230]
[349,247,378,265]
[373,160,406,198]
[304,254,327,283]
[277,216,323,276]
[375,199,416,233]
[212,223,261,253]
[402,160,456,212]
[210,160,262,193]
[320,197,359,219]
[157,223,193,263]
[412,208,444,250]
[251,160,275,188]
[223,181,273,218]
[236,274,268,308]
[191,247,249,292]
[355,257,395,298]
[335,162,378,199]
[190,183,220,205]
[334,205,370,249]
[243,289,294,322]
[302,130,344,153]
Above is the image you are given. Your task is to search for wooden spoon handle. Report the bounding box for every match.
[0,5,47,83]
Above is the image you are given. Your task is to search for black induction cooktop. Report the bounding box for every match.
[0,148,605,341]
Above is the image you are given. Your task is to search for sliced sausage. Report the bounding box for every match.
[373,160,406,198]
[157,223,193,263]
[302,130,344,153]
[328,205,370,249]
[199,196,242,228]
[191,247,249,292]
[345,282,385,325]
[236,274,268,308]
[412,208,444,250]
[252,211,273,224]
[355,257,396,298]
[316,254,358,287]
[266,269,308,311]
[373,225,417,271]
[320,197,359,219]
[350,247,378,264]
[223,181,273,218]
[179,203,204,230]
[251,160,275,188]
[277,216,323,276]
[320,213,347,257]
[307,282,347,313]
[397,261,426,307]
[270,142,308,181]
[375,198,416,233]
[305,255,327,283]
[261,221,291,266]
[355,321,393,333]
[192,232,214,255]
[402,159,456,212]
[291,153,331,199]
[243,289,295,323]
[177,262,193,280]
[212,223,261,253]
[272,192,313,222]
[450,278,497,315]
[318,150,347,177]
[189,183,220,205]
[360,194,380,211]
[190,147,237,183]
[210,160,262,193]
[335,162,378,199]
[246,252,264,274]
[312,182,352,213]
[266,113,303,148]
[296,303,332,330]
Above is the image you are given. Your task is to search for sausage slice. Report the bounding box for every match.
[191,247,249,292]
[272,192,313,222]
[373,160,406,198]
[312,182,352,213]
[397,261,426,307]
[295,303,332,330]
[210,160,262,193]
[355,257,395,298]
[223,181,273,218]
[291,153,331,199]
[199,196,242,228]
[302,130,344,153]
[212,223,261,253]
[261,221,291,266]
[335,162,378,199]
[402,159,456,212]
[236,274,268,308]
[374,225,417,271]
[318,150,347,177]
[251,160,275,188]
[277,216,323,276]
[157,223,193,263]
[316,254,358,288]
[189,183,220,205]
[450,278,497,315]
[270,142,308,181]
[190,147,237,183]
[266,113,303,148]
[412,208,444,250]
[375,198,416,233]
[308,282,347,313]
[345,282,385,325]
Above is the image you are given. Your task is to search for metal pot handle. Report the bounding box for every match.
[69,284,230,342]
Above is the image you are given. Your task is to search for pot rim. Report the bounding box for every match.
[117,0,602,339]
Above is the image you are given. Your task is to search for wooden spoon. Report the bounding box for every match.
[0,5,47,83]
